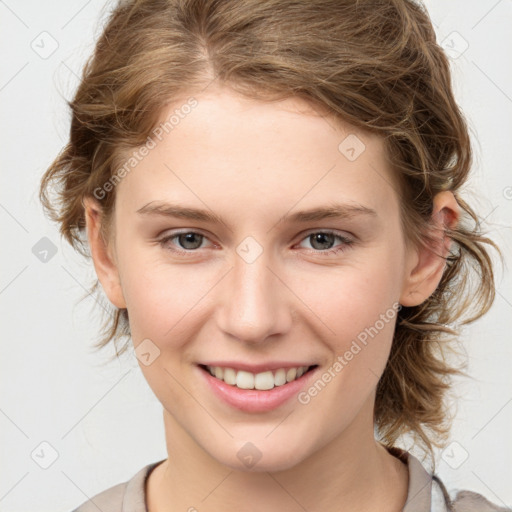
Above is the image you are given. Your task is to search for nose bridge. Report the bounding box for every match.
[217,242,291,343]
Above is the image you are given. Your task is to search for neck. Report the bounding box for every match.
[147,405,408,512]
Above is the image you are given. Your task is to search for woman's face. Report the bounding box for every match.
[95,86,422,471]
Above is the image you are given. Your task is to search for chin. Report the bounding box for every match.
[208,439,311,473]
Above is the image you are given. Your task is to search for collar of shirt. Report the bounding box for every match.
[119,448,446,512]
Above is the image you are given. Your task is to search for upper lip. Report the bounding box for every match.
[199,361,317,373]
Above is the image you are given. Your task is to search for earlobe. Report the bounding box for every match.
[83,196,127,309]
[399,191,460,307]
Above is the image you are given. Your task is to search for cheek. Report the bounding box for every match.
[119,258,218,343]
[117,253,216,406]
[294,267,401,425]
[294,257,402,342]
[289,250,403,391]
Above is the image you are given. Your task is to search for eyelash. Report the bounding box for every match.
[157,229,355,257]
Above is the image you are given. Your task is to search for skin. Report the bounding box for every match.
[84,85,459,512]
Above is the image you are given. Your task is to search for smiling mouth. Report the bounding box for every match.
[198,364,318,391]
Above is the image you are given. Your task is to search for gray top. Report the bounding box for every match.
[71,448,510,512]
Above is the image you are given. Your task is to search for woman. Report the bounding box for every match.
[40,0,508,510]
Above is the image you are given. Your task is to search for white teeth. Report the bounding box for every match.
[286,367,297,382]
[254,371,274,390]
[223,367,237,385]
[236,370,254,389]
[274,368,286,386]
[205,365,312,390]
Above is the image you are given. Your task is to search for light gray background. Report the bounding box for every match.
[1,1,511,511]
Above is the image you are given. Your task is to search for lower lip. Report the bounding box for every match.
[197,365,319,413]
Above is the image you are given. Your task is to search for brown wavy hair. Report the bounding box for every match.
[39,0,500,460]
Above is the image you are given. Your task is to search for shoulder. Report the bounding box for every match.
[450,488,512,512]
[70,460,165,512]
[71,481,126,512]
[431,474,511,512]
[393,446,510,512]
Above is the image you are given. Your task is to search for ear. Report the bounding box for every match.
[399,191,460,307]
[83,196,127,309]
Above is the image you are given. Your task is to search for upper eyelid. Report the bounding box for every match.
[296,230,355,248]
[297,229,353,241]
[159,229,215,245]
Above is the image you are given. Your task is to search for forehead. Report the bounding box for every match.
[114,86,400,222]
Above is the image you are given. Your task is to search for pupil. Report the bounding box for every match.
[180,233,202,249]
[311,233,333,250]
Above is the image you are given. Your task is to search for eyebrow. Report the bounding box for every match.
[136,201,377,227]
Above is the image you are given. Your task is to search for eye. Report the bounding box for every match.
[158,229,355,256]
[158,231,212,254]
[296,230,355,255]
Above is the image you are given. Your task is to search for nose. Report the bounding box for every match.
[215,248,293,345]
